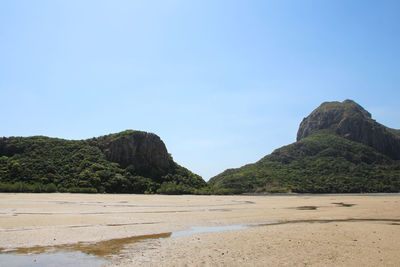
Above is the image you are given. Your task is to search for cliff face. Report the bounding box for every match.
[297,100,400,160]
[96,130,173,178]
[209,99,400,193]
[0,130,205,193]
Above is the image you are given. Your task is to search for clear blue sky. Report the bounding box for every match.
[1,1,399,180]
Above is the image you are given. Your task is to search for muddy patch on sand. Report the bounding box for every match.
[293,206,319,210]
[0,232,172,258]
[332,202,356,207]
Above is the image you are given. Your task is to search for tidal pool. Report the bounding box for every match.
[171,225,250,237]
[0,251,106,267]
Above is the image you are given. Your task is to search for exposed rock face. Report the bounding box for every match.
[96,130,173,178]
[297,100,400,160]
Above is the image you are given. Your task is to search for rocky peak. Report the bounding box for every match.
[297,100,400,160]
[96,130,173,178]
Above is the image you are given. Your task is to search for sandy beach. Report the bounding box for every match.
[0,193,399,266]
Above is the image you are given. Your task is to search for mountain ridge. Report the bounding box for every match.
[210,100,400,193]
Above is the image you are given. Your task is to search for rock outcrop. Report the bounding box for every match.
[0,130,205,193]
[209,99,400,193]
[297,100,400,160]
[96,130,174,178]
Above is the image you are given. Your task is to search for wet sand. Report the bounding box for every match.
[0,193,400,266]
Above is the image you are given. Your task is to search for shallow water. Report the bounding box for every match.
[171,225,250,237]
[0,251,106,267]
[2,193,400,266]
[3,217,400,266]
[0,225,250,266]
[0,232,172,257]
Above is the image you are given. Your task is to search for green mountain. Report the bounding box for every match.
[209,100,400,193]
[0,130,206,193]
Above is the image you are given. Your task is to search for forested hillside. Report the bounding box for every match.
[0,130,206,193]
[209,100,400,193]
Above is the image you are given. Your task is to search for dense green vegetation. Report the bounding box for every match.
[209,130,400,193]
[3,100,399,195]
[0,134,209,194]
[3,129,400,194]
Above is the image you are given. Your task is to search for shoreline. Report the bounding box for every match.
[1,193,399,266]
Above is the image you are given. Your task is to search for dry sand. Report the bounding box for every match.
[0,193,400,266]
